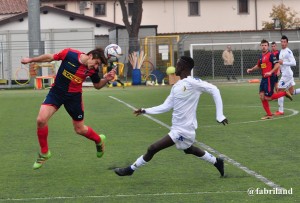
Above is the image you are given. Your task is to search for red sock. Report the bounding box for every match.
[84,126,101,144]
[37,126,49,154]
[271,92,285,100]
[261,100,272,116]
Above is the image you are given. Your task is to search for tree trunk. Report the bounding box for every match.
[118,0,143,76]
[119,0,143,54]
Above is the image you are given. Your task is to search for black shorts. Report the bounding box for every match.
[43,89,84,121]
[274,75,278,83]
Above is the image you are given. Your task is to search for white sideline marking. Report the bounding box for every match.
[109,96,286,190]
[199,105,299,128]
[0,191,245,201]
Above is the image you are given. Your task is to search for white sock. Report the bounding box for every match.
[293,88,300,95]
[278,97,284,112]
[200,151,216,164]
[131,155,147,170]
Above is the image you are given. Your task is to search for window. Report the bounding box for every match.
[94,3,106,16]
[128,2,134,16]
[54,4,66,10]
[238,0,248,14]
[189,0,200,16]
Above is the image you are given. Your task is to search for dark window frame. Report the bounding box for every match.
[188,0,200,16]
[238,0,249,14]
[94,2,107,16]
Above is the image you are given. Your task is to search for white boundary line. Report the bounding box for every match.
[109,96,288,190]
[0,190,245,201]
[199,105,299,128]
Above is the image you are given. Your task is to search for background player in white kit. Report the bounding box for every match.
[114,56,228,177]
[275,35,300,115]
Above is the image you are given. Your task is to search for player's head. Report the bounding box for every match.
[271,41,277,52]
[260,39,269,53]
[175,56,194,77]
[86,48,108,70]
[281,35,289,49]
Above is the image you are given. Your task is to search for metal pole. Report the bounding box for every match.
[28,0,43,85]
[0,41,3,79]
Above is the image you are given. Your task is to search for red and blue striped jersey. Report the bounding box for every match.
[52,48,100,93]
[256,51,278,78]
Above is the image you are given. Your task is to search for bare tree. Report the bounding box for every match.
[118,0,143,54]
[262,3,300,30]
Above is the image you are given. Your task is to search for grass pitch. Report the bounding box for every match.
[0,83,299,202]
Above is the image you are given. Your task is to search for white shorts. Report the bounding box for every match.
[168,127,196,150]
[278,76,295,89]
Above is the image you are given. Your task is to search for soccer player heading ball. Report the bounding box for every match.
[21,47,116,169]
[114,56,228,177]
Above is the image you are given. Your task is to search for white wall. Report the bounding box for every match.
[43,0,300,33]
[0,12,110,36]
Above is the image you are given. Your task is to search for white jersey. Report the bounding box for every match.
[279,48,296,78]
[145,76,225,130]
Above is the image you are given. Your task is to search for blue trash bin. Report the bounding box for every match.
[132,69,141,85]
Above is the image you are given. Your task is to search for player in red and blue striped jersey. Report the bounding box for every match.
[247,39,292,120]
[21,48,116,169]
[271,41,280,92]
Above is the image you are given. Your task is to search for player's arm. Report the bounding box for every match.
[247,64,259,73]
[284,51,296,66]
[203,84,228,125]
[93,69,116,90]
[264,54,280,77]
[264,63,280,77]
[192,80,228,125]
[134,94,173,116]
[21,54,55,64]
[93,78,110,90]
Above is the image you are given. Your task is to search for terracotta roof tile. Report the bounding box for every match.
[0,0,27,15]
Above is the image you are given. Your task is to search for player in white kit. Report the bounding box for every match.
[114,56,228,177]
[275,35,300,115]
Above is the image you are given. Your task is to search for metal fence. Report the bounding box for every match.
[190,41,300,81]
[1,29,300,88]
[181,30,300,81]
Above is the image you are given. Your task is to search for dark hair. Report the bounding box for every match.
[281,35,288,42]
[87,48,107,65]
[261,39,269,45]
[271,41,276,45]
[180,56,194,70]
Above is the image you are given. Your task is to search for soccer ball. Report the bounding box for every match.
[104,44,122,61]
[166,66,176,75]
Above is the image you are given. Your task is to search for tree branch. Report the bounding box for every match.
[118,0,132,33]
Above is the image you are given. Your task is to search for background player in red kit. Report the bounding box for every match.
[21,48,116,169]
[271,41,280,92]
[247,39,292,120]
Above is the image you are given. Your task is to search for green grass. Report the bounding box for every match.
[0,83,299,203]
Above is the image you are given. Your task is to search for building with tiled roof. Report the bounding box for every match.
[0,0,27,19]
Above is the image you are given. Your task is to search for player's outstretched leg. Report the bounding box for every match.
[214,158,224,177]
[294,88,300,95]
[33,151,52,170]
[114,166,134,176]
[96,134,106,158]
[114,155,146,176]
[285,90,293,101]
[114,135,174,177]
[184,146,225,177]
[261,100,273,120]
